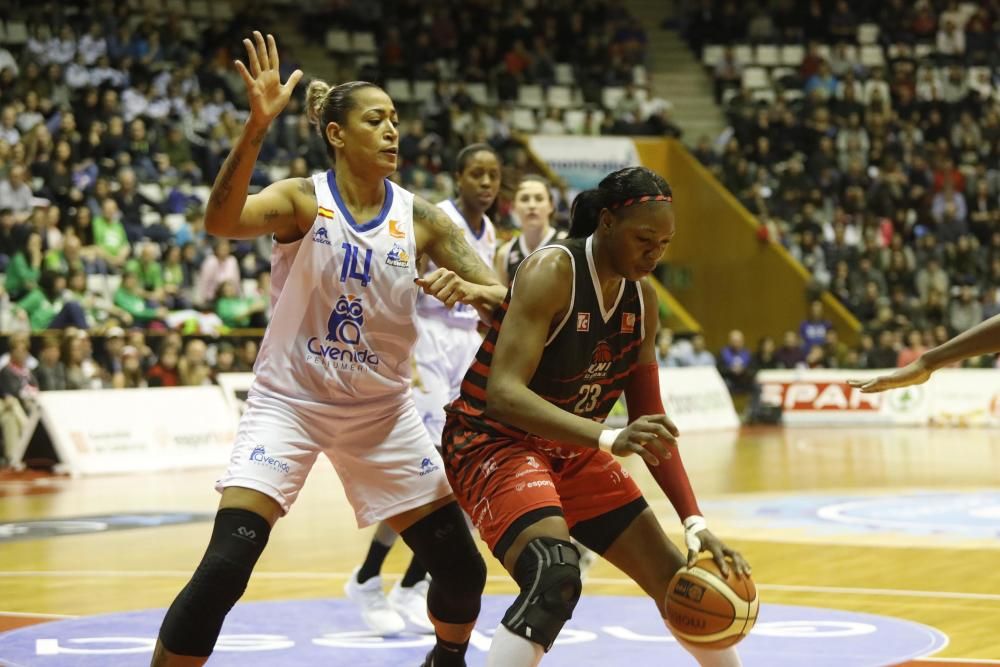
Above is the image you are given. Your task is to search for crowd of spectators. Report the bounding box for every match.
[684,0,1000,374]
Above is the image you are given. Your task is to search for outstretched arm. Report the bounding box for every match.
[204,31,309,241]
[412,195,506,312]
[849,313,1000,393]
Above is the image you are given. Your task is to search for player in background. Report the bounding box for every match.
[849,314,1000,392]
[151,32,506,667]
[443,166,751,666]
[495,175,564,286]
[345,143,502,634]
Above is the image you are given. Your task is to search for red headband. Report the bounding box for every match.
[609,194,673,210]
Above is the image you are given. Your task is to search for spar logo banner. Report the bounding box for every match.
[527,136,641,191]
[758,369,1000,427]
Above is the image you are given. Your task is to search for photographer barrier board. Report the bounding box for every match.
[757,368,1000,427]
[28,387,237,476]
[606,366,740,431]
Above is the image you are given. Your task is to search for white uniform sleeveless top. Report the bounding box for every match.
[415,199,496,330]
[253,171,419,404]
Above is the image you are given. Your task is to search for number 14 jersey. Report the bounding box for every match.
[253,171,419,405]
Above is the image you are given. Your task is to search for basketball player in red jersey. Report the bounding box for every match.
[849,313,1000,392]
[443,167,752,666]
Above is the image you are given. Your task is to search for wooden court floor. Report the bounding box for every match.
[1,426,999,665]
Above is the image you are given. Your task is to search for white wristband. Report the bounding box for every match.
[683,515,708,554]
[598,428,621,452]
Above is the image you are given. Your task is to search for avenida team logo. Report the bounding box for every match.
[306,295,379,371]
[327,294,364,344]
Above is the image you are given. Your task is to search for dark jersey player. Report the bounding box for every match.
[442,167,751,666]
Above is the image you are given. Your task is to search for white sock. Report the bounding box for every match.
[667,620,742,667]
[486,625,544,667]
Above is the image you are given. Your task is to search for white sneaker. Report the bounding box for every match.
[344,566,406,635]
[388,577,434,632]
[576,542,598,581]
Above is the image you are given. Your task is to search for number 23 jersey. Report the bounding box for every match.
[446,236,646,456]
[253,171,419,405]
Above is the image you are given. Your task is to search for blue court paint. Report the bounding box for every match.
[702,491,1000,538]
[0,596,946,666]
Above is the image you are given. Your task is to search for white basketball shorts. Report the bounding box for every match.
[216,385,452,527]
[412,317,482,446]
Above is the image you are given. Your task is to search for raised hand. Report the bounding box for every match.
[234,31,304,126]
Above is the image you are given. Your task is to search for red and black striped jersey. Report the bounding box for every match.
[446,236,645,455]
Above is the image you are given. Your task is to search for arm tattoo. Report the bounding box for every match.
[208,151,242,211]
[297,178,315,197]
[249,127,268,147]
[413,196,497,285]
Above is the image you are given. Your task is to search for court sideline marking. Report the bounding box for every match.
[3,570,1000,603]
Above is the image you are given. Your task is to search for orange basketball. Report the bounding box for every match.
[665,557,759,649]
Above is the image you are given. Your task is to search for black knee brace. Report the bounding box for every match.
[401,501,486,624]
[502,537,582,652]
[158,508,271,656]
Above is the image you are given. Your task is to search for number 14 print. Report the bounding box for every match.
[340,242,372,288]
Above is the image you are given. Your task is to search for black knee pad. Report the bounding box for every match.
[502,537,582,652]
[401,501,486,624]
[159,508,271,656]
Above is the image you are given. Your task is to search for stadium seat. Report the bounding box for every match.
[914,43,934,59]
[352,32,376,54]
[752,89,776,104]
[211,2,233,20]
[755,45,780,67]
[702,44,725,67]
[780,44,804,66]
[412,80,435,103]
[546,85,574,109]
[518,84,545,109]
[165,0,185,12]
[325,29,351,53]
[354,54,376,69]
[511,108,537,132]
[187,0,210,18]
[555,63,575,86]
[562,109,586,134]
[601,86,626,110]
[857,23,880,45]
[385,79,413,103]
[137,184,164,203]
[860,45,885,67]
[741,67,769,90]
[2,20,27,45]
[632,65,647,86]
[770,66,795,84]
[464,82,489,106]
[733,44,753,65]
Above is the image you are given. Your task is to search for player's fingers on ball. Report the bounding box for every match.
[733,552,752,577]
[686,549,698,568]
[710,545,730,576]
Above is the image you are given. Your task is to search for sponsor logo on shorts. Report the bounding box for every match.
[419,457,440,476]
[481,457,498,476]
[249,445,292,474]
[472,497,492,527]
[525,455,540,469]
[515,479,554,493]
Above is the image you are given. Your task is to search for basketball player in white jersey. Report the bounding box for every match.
[495,175,564,286]
[151,32,505,667]
[345,143,502,634]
